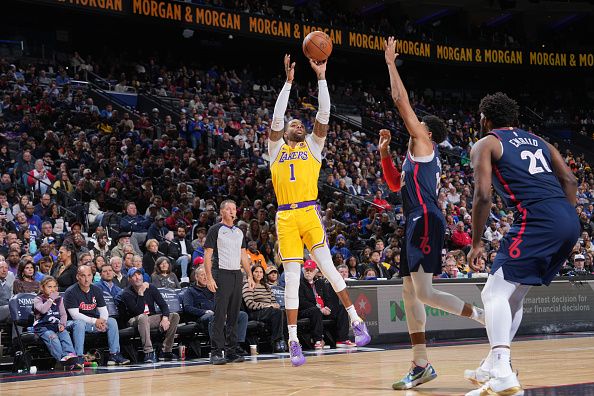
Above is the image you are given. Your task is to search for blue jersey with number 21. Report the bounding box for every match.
[488,128,566,208]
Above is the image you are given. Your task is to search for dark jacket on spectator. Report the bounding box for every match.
[120,214,152,233]
[151,273,180,289]
[54,264,78,292]
[117,283,169,322]
[146,222,169,243]
[298,277,327,312]
[142,251,162,277]
[181,284,214,319]
[160,237,192,260]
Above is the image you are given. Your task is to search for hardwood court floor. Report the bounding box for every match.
[1,335,593,395]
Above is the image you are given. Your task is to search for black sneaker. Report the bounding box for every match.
[225,351,245,363]
[234,346,249,357]
[210,351,226,365]
[143,351,157,364]
[108,353,130,366]
[161,352,178,362]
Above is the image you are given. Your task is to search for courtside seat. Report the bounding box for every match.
[8,293,53,372]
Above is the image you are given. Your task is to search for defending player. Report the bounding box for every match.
[464,93,580,396]
[381,37,485,390]
[268,54,370,367]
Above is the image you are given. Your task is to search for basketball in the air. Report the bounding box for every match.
[302,31,333,62]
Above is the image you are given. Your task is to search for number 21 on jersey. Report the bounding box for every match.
[521,149,551,175]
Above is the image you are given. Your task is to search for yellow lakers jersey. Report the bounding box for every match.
[269,134,323,206]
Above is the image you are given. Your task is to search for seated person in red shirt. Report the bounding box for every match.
[298,260,356,349]
[372,190,392,213]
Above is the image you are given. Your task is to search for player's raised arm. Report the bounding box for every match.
[270,54,295,143]
[310,59,330,140]
[546,141,578,206]
[384,37,428,142]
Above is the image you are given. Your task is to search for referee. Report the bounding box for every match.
[204,199,255,365]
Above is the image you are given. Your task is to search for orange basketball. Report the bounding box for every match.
[302,31,333,62]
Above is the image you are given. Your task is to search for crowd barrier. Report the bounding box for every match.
[346,277,594,343]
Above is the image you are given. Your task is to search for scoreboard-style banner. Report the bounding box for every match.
[30,0,594,68]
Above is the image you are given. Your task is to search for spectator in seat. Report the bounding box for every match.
[117,267,180,363]
[92,255,105,283]
[91,232,111,261]
[95,263,122,298]
[143,238,162,277]
[265,265,279,287]
[24,203,42,230]
[34,256,54,281]
[346,256,361,279]
[27,159,55,195]
[146,215,169,244]
[33,276,79,369]
[439,256,465,279]
[372,190,391,213]
[330,234,352,261]
[6,249,20,275]
[9,211,40,240]
[298,260,355,349]
[151,256,180,289]
[33,239,58,265]
[110,256,128,289]
[53,244,78,292]
[337,264,350,280]
[0,259,14,324]
[451,221,472,249]
[165,207,190,231]
[246,240,266,269]
[111,232,140,259]
[13,257,39,294]
[64,265,129,366]
[182,266,249,355]
[242,264,285,353]
[483,220,502,242]
[160,226,192,283]
[120,202,151,254]
[367,250,395,279]
[568,254,588,276]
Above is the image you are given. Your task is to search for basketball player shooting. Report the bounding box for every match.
[464,92,580,396]
[268,54,370,367]
[380,36,485,390]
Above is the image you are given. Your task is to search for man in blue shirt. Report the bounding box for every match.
[95,263,122,299]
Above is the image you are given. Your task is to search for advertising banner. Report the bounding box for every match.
[24,0,594,68]
[367,280,594,337]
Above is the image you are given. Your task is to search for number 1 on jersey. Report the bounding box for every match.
[289,163,296,181]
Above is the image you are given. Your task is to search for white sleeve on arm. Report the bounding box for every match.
[267,137,284,163]
[316,80,330,124]
[98,306,109,320]
[271,82,292,132]
[67,308,97,325]
[306,134,325,163]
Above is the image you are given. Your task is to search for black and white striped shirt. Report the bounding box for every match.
[204,223,246,270]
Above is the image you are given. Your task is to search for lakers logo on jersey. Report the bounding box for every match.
[270,137,321,206]
[278,149,309,163]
